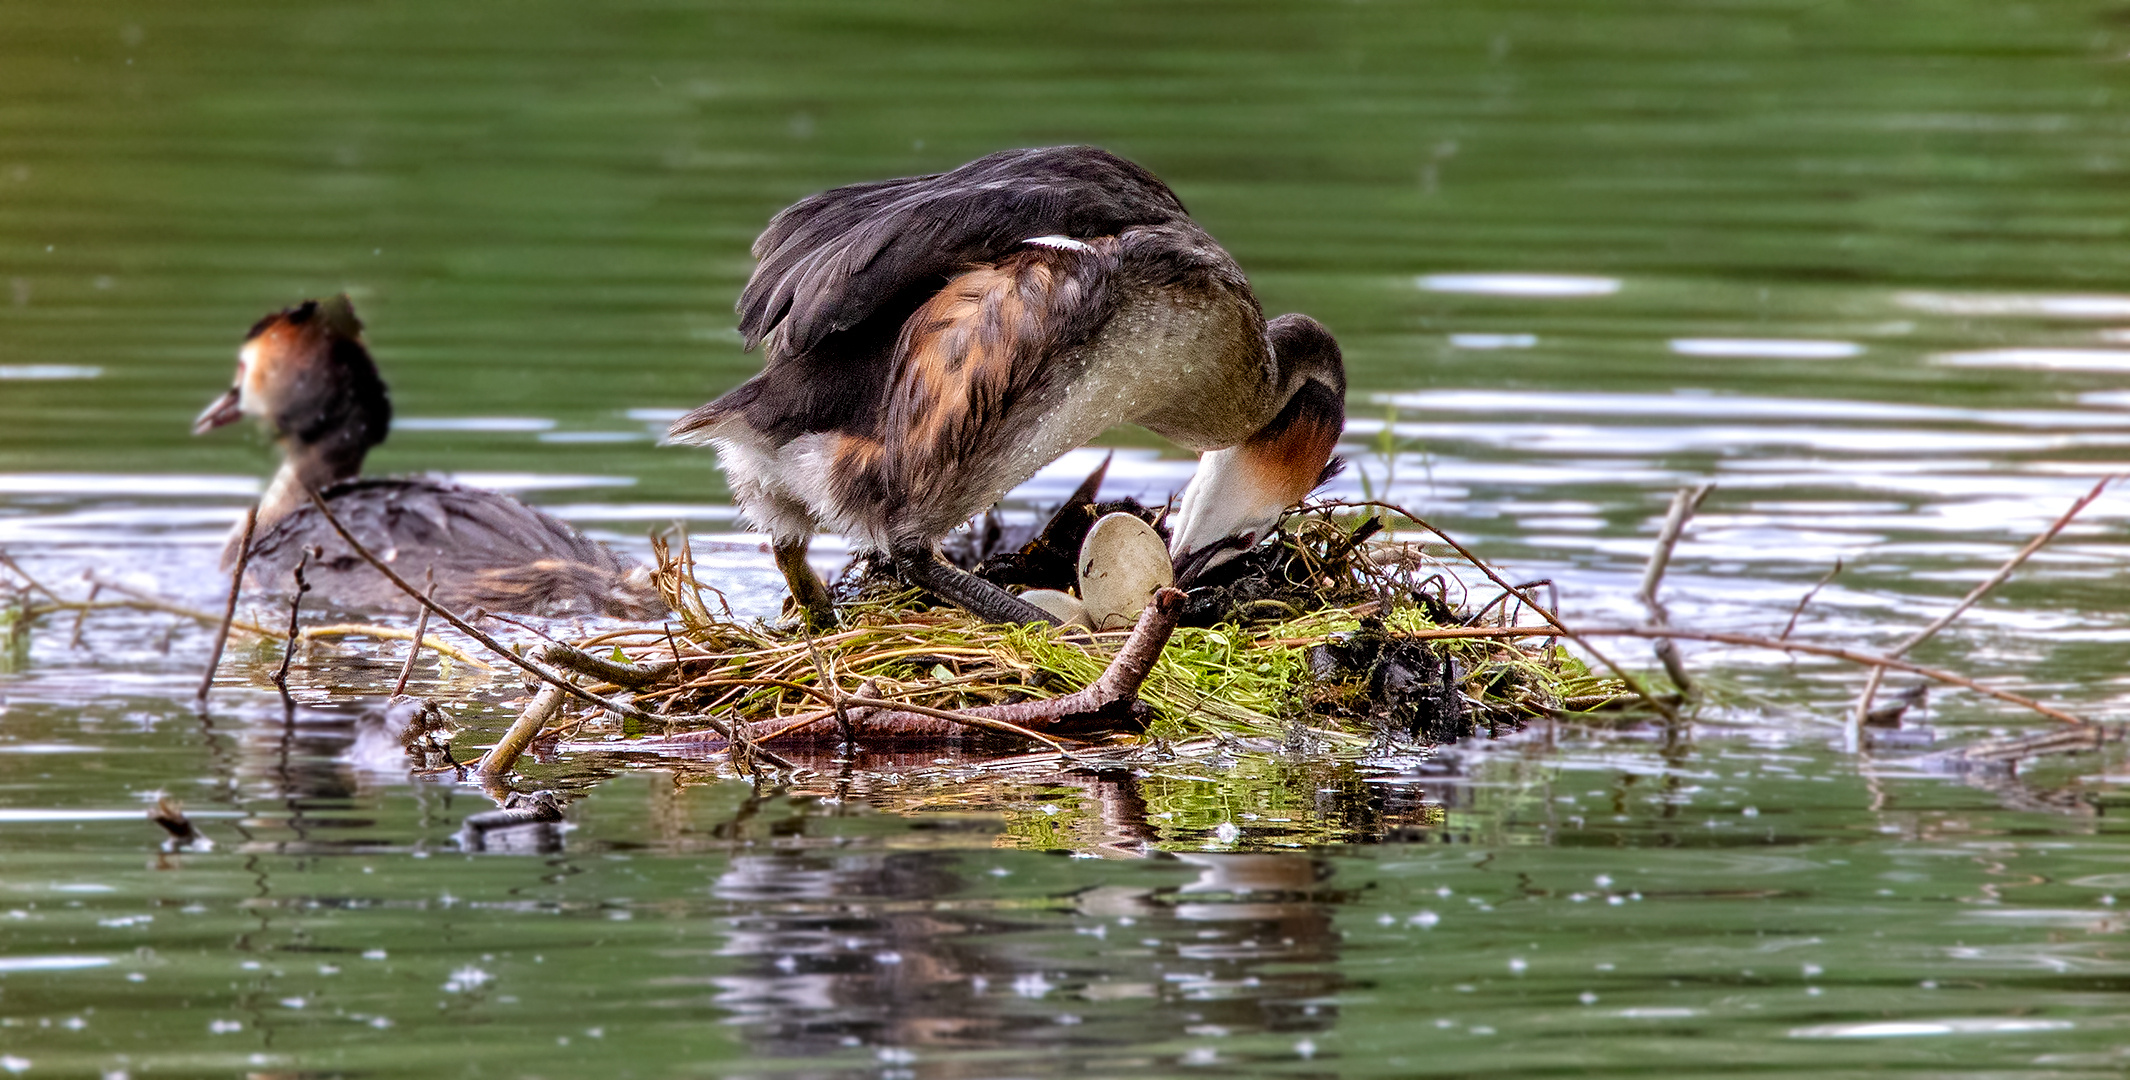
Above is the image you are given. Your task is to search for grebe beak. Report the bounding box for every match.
[1166,444,1291,585]
[193,387,243,435]
[1172,534,1250,588]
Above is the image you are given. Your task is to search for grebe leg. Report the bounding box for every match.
[773,537,836,627]
[891,541,1060,626]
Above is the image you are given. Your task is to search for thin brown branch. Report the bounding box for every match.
[271,548,314,712]
[1637,483,1712,614]
[1780,558,1842,641]
[0,550,60,600]
[196,504,258,709]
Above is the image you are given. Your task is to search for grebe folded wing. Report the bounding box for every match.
[737,146,1189,358]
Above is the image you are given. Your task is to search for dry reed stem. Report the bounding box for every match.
[392,577,435,698]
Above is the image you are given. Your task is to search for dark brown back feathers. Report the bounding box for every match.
[682,148,1189,450]
[738,146,1188,359]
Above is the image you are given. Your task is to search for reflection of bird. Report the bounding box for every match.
[195,296,663,618]
[672,146,1346,625]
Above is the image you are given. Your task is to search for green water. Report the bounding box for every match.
[6,0,2130,1075]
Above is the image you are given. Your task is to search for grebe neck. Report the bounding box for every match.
[224,444,367,568]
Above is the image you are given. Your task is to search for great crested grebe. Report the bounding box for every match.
[671,146,1346,626]
[195,296,665,619]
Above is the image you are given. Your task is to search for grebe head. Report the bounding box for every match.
[1169,314,1346,584]
[194,295,391,482]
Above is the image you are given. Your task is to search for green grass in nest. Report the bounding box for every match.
[603,514,1620,746]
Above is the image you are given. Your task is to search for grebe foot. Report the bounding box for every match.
[892,543,1060,626]
[774,537,838,629]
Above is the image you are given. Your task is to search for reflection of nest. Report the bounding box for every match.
[560,499,1612,754]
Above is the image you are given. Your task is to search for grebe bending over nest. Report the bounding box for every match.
[672,146,1346,626]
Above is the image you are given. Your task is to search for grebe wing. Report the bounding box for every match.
[245,479,663,619]
[738,146,1187,358]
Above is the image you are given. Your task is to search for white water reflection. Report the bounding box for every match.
[0,365,102,380]
[395,417,558,433]
[1417,273,1621,297]
[1669,339,1864,360]
[1897,291,2130,319]
[1448,333,1538,349]
[1933,348,2130,372]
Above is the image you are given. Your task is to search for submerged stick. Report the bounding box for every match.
[195,505,259,710]
[1956,723,2123,764]
[1849,476,2114,747]
[296,485,797,773]
[1637,484,1712,697]
[1315,499,1680,723]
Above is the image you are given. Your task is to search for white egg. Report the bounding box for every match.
[1018,588,1094,630]
[1077,512,1174,630]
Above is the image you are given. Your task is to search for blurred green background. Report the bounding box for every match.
[5,0,2128,497]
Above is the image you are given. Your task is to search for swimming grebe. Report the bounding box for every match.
[671,146,1346,626]
[195,296,665,619]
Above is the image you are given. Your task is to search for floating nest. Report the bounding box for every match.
[552,496,1621,756]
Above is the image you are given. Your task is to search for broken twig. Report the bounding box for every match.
[1637,483,1713,697]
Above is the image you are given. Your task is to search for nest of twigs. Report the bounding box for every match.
[559,502,1615,753]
